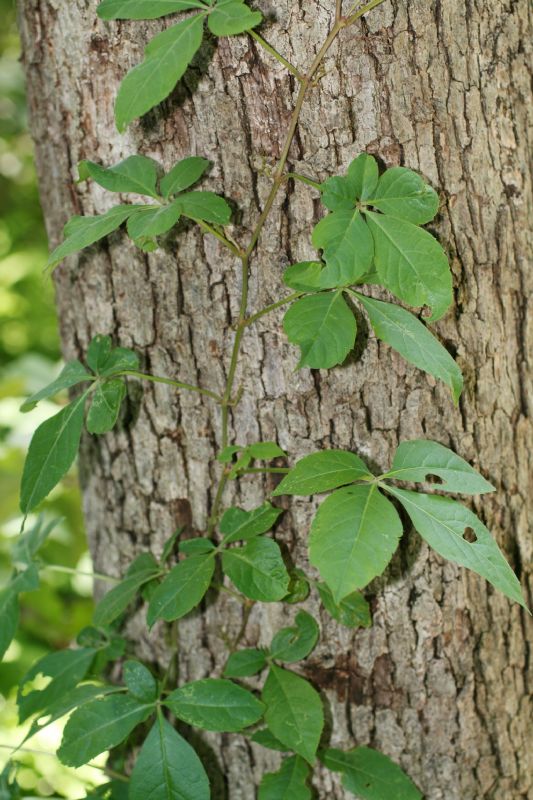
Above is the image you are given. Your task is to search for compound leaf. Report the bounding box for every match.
[79,155,159,198]
[174,190,231,224]
[312,209,373,287]
[48,206,138,268]
[317,583,371,629]
[262,665,323,764]
[321,747,422,800]
[18,648,96,723]
[273,450,372,497]
[220,502,282,544]
[258,756,311,800]
[270,611,319,663]
[370,166,439,224]
[283,261,323,292]
[208,0,262,36]
[20,361,92,412]
[223,648,267,678]
[127,203,182,240]
[160,156,210,197]
[165,678,264,732]
[221,537,289,602]
[123,660,158,703]
[309,485,403,602]
[93,553,160,626]
[147,553,215,624]
[98,0,207,19]
[86,379,126,434]
[283,292,356,369]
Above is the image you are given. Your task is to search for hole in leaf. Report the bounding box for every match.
[425,473,443,485]
[20,673,51,696]
[463,527,477,544]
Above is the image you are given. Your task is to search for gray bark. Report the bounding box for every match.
[18,0,533,798]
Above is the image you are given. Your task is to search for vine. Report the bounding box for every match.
[1,1,527,798]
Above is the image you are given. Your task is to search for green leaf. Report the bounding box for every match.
[20,391,90,514]
[86,781,129,800]
[98,0,207,19]
[123,660,158,703]
[320,176,356,212]
[127,203,183,239]
[86,379,126,434]
[18,648,96,722]
[179,537,216,555]
[217,445,241,463]
[161,528,183,562]
[79,156,160,198]
[283,291,356,369]
[48,206,138,268]
[3,564,40,598]
[87,335,112,373]
[262,665,323,764]
[385,439,494,494]
[221,537,289,601]
[115,15,205,131]
[309,485,403,602]
[160,156,210,197]
[90,339,139,376]
[20,361,92,412]
[174,190,231,224]
[129,712,210,800]
[58,694,154,767]
[321,747,422,799]
[147,553,215,624]
[354,292,463,402]
[12,515,61,567]
[246,442,286,459]
[347,153,379,201]
[23,684,119,743]
[220,502,282,544]
[270,611,319,663]
[93,552,160,625]
[207,0,262,36]
[273,450,372,496]
[385,487,526,607]
[0,593,18,661]
[223,648,267,678]
[370,166,439,224]
[283,261,323,292]
[365,211,452,322]
[259,756,312,800]
[165,678,264,732]
[312,210,373,287]
[251,728,290,752]
[317,583,371,628]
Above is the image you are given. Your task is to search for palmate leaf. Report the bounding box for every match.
[115,14,205,131]
[269,611,319,663]
[160,156,210,197]
[20,361,92,412]
[258,756,312,800]
[79,155,160,197]
[18,647,96,722]
[354,292,463,402]
[20,390,90,514]
[283,291,356,369]
[129,712,210,800]
[262,665,324,764]
[273,450,372,496]
[164,678,264,732]
[147,553,215,624]
[321,747,422,800]
[317,582,371,629]
[309,485,403,602]
[219,502,282,543]
[208,0,262,35]
[364,211,452,322]
[312,209,373,286]
[86,379,126,434]
[385,486,526,607]
[223,648,268,678]
[48,205,140,268]
[385,439,494,494]
[93,552,160,626]
[98,0,207,19]
[221,537,289,601]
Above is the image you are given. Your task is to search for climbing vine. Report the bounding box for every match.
[1,0,526,798]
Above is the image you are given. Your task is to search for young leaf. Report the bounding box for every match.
[98,0,207,20]
[86,379,126,434]
[283,261,323,292]
[221,537,289,602]
[58,694,154,767]
[317,583,371,628]
[160,156,210,198]
[347,153,379,201]
[78,156,159,198]
[123,660,158,703]
[0,593,19,661]
[165,678,264,732]
[174,190,232,224]
[48,206,139,268]
[258,755,312,800]
[262,665,323,764]
[354,292,463,402]
[273,450,372,496]
[20,361,92,412]
[147,553,215,624]
[129,712,210,800]
[321,747,422,800]
[309,485,403,602]
[93,553,160,626]
[365,211,452,322]
[20,391,90,514]
[370,166,439,224]
[246,441,286,459]
[385,486,525,607]
[207,0,262,36]
[219,502,282,544]
[386,439,494,494]
[283,291,356,369]
[127,203,183,240]
[179,537,216,555]
[115,14,205,131]
[270,611,319,663]
[312,210,373,286]
[223,648,267,678]
[17,648,96,722]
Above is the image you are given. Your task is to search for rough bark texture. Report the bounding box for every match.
[17,0,532,797]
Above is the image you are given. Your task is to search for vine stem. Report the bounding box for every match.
[248,30,304,81]
[40,564,119,583]
[118,370,222,403]
[243,291,302,328]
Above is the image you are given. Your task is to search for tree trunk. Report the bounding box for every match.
[18,0,532,797]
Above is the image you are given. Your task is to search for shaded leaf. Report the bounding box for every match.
[283,291,356,369]
[123,660,158,703]
[12,515,61,567]
[220,502,282,544]
[223,648,267,678]
[251,727,290,752]
[270,611,319,663]
[273,450,372,497]
[20,361,92,412]
[321,747,422,799]
[93,553,160,626]
[317,583,371,629]
[0,593,18,662]
[86,379,126,434]
[259,756,312,800]
[221,537,289,601]
[147,554,215,624]
[283,261,323,292]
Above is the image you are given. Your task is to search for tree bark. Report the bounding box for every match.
[18,0,532,797]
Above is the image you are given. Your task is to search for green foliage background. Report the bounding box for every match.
[0,2,100,794]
